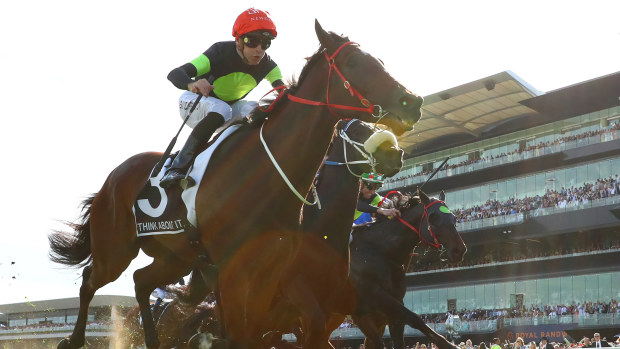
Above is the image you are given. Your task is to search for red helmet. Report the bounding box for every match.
[232,8,277,39]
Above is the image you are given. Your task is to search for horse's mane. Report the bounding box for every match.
[248,31,350,127]
[403,194,422,209]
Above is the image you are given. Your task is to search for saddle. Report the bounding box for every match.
[133,124,242,240]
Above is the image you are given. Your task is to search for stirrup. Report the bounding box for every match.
[179,176,196,190]
[160,170,195,189]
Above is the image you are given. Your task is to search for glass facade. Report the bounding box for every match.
[384,106,620,190]
[405,271,620,314]
[444,156,620,210]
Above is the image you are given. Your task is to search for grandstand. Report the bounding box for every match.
[332,70,620,347]
[0,295,136,348]
[1,71,618,348]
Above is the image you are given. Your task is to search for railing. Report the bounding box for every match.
[455,195,620,232]
[383,131,619,191]
[0,323,112,336]
[457,213,524,232]
[501,313,620,327]
[281,320,499,341]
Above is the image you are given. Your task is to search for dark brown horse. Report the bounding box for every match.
[121,288,218,348]
[49,21,423,349]
[348,192,466,349]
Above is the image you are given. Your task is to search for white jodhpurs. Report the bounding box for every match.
[178,91,258,132]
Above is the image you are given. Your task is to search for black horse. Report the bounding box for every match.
[349,191,466,349]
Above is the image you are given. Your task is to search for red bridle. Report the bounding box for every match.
[259,41,377,116]
[380,191,442,249]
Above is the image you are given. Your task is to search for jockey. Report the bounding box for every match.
[353,172,400,225]
[153,277,185,308]
[161,8,284,188]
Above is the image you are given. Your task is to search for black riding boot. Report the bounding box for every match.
[160,112,225,189]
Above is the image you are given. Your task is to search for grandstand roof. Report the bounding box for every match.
[0,295,137,315]
[520,70,620,119]
[399,71,542,155]
[400,70,620,157]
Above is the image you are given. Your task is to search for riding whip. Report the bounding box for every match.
[418,156,450,191]
[151,93,203,177]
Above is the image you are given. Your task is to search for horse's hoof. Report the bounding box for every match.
[189,332,225,349]
[57,338,83,349]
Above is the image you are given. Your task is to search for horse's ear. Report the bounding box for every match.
[315,19,331,49]
[419,189,430,205]
[439,190,446,201]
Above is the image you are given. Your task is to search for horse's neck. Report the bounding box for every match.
[302,158,359,256]
[363,206,423,256]
[261,77,340,195]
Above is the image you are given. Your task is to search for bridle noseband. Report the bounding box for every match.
[324,119,378,177]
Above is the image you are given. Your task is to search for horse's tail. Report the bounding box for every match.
[48,194,96,268]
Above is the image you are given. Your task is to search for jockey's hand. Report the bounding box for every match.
[377,207,401,218]
[188,79,214,96]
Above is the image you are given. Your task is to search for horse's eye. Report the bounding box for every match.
[429,213,440,225]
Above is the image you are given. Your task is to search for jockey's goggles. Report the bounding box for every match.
[242,34,271,50]
[364,182,382,190]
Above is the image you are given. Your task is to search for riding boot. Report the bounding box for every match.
[160,112,225,189]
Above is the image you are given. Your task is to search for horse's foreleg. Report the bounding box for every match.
[281,278,331,349]
[388,320,406,349]
[134,258,192,349]
[370,288,457,349]
[219,232,296,349]
[354,314,385,349]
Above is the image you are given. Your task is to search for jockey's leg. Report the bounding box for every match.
[160,112,225,188]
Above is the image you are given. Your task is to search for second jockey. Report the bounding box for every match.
[161,8,285,188]
[353,172,401,225]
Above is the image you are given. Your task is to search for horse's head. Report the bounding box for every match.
[416,190,467,265]
[333,119,404,177]
[315,20,423,136]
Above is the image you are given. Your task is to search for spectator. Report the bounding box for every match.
[514,337,526,349]
[540,337,554,349]
[590,333,610,348]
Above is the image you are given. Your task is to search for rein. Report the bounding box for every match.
[259,122,321,207]
[380,192,442,249]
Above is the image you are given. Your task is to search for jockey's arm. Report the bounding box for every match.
[357,195,400,218]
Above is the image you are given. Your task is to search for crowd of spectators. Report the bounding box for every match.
[418,299,620,324]
[453,175,620,224]
[384,122,620,185]
[395,333,620,349]
[334,301,620,348]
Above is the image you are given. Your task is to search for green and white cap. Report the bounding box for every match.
[361,172,384,184]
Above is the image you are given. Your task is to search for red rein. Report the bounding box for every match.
[379,192,442,249]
